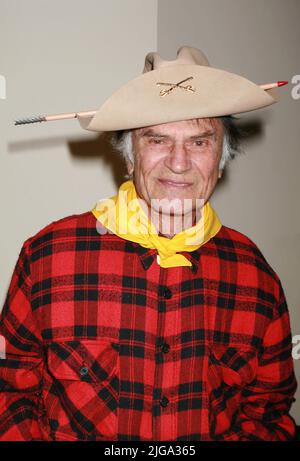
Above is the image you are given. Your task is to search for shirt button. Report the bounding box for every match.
[163,287,172,299]
[79,366,89,377]
[159,396,169,407]
[161,343,170,353]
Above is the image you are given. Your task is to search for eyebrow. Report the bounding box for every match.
[139,129,217,139]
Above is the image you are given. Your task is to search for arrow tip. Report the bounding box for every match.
[278,80,289,87]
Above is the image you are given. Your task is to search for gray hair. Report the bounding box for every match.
[111,116,242,176]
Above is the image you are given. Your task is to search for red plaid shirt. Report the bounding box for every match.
[0,211,297,441]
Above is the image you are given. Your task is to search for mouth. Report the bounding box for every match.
[158,178,193,188]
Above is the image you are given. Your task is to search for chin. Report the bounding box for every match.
[150,199,194,217]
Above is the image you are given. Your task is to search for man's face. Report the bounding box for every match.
[129,118,224,217]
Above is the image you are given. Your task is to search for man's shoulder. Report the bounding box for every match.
[216,224,262,250]
[22,210,98,249]
[215,224,280,280]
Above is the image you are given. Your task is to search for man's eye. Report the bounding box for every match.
[194,140,204,146]
[150,138,164,144]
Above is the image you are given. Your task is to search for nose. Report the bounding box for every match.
[164,142,191,174]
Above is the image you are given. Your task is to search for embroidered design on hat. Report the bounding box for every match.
[156,76,196,97]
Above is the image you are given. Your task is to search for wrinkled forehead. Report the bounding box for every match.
[133,117,224,137]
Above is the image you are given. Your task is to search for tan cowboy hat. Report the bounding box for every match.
[15,45,286,129]
[76,45,280,132]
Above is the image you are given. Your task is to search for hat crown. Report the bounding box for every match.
[142,45,210,73]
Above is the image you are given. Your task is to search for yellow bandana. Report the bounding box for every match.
[91,180,222,268]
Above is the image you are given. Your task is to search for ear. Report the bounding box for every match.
[218,169,223,179]
[126,160,134,176]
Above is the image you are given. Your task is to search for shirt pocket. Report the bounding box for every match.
[46,339,120,440]
[207,344,258,440]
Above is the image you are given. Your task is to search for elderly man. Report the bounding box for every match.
[0,46,297,441]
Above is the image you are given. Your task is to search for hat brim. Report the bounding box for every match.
[77,64,278,132]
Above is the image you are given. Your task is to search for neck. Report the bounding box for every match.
[146,206,201,238]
